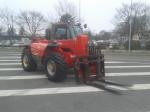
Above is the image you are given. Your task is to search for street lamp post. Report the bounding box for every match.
[129,0,133,52]
[79,0,81,23]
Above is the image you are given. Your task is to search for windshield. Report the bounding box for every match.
[73,25,83,36]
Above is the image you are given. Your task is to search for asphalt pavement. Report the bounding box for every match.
[0,48,150,112]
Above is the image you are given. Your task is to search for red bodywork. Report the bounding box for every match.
[30,34,89,68]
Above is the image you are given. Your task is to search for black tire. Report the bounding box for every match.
[21,48,37,71]
[45,53,68,82]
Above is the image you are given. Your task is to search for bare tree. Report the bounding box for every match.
[0,8,16,45]
[113,2,150,40]
[55,0,78,23]
[0,18,4,33]
[17,11,46,36]
[0,8,16,33]
[19,26,25,36]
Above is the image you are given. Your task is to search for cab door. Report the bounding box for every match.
[54,25,75,53]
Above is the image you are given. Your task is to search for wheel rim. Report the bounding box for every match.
[47,60,56,76]
[23,55,29,68]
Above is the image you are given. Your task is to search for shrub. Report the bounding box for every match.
[110,44,120,50]
[124,40,141,50]
[145,41,150,50]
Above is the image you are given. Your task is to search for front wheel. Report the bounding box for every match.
[45,53,68,82]
[21,48,37,71]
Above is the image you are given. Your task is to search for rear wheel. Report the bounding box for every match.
[45,53,68,82]
[21,48,37,71]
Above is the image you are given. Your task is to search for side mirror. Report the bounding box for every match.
[84,24,87,29]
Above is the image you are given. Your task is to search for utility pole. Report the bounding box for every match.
[79,0,81,23]
[129,0,133,52]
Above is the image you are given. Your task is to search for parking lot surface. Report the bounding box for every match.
[0,48,150,112]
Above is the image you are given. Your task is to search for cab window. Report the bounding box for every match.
[55,27,66,39]
[55,26,71,40]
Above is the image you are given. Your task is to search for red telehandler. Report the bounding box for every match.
[21,23,105,84]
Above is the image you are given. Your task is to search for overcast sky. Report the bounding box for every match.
[0,0,149,33]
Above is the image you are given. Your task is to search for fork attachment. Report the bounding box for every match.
[74,54,105,83]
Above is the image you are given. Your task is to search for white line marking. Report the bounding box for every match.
[106,65,150,68]
[0,68,23,71]
[0,53,20,55]
[0,75,46,80]
[0,61,143,64]
[0,86,101,97]
[106,58,150,62]
[0,61,123,64]
[107,72,150,76]
[106,85,128,91]
[0,72,150,80]
[105,61,140,64]
[104,84,150,91]
[130,84,150,90]
[7,54,21,56]
[0,60,132,62]
[0,60,20,62]
[0,54,21,56]
[0,83,150,97]
[0,56,20,59]
[0,63,21,65]
[0,65,150,71]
